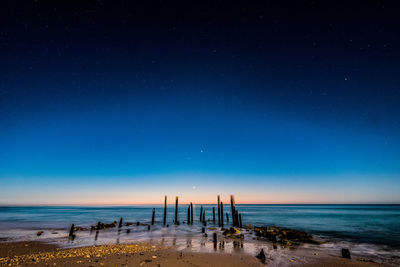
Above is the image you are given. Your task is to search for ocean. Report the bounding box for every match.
[1,204,399,264]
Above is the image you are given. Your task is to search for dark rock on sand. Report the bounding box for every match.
[36,231,44,236]
[342,248,351,259]
[256,248,266,264]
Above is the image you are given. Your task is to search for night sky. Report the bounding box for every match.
[1,1,399,204]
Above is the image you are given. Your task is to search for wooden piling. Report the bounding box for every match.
[239,213,242,228]
[220,202,224,227]
[217,195,221,227]
[226,212,229,223]
[235,210,239,227]
[187,205,191,224]
[213,207,215,223]
[118,218,123,228]
[202,209,205,222]
[213,232,217,249]
[69,224,74,238]
[175,196,179,225]
[230,195,236,226]
[190,202,193,224]
[151,208,155,225]
[163,195,167,226]
[200,206,203,222]
[95,221,101,241]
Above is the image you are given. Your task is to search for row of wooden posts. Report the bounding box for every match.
[154,194,243,228]
[68,194,243,241]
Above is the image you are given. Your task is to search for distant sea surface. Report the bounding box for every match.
[1,205,400,263]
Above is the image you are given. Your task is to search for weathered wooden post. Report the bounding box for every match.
[202,209,205,222]
[151,208,155,225]
[235,210,239,227]
[239,213,242,228]
[230,195,236,226]
[69,224,75,239]
[163,195,167,226]
[175,196,179,225]
[95,221,101,241]
[226,212,229,223]
[118,218,123,228]
[217,195,221,227]
[190,202,193,224]
[213,207,215,223]
[220,202,224,227]
[187,205,190,224]
[213,232,217,249]
[200,206,203,222]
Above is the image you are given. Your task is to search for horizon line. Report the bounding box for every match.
[1,202,399,207]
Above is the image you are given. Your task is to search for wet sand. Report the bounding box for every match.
[0,241,385,267]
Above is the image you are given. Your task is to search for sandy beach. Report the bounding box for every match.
[0,241,384,267]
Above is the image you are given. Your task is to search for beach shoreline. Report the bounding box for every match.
[0,240,385,267]
[1,204,399,266]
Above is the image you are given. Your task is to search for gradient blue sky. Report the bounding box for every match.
[0,1,399,204]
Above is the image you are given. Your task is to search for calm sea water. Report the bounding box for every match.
[0,204,399,263]
[1,204,399,246]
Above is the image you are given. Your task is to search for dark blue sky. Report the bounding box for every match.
[0,1,399,204]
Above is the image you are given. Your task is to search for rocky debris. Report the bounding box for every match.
[255,248,266,264]
[222,227,244,238]
[73,226,85,231]
[90,221,118,231]
[252,226,320,247]
[342,248,351,259]
[36,231,44,236]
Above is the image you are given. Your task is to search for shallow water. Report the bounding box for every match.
[1,205,400,264]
